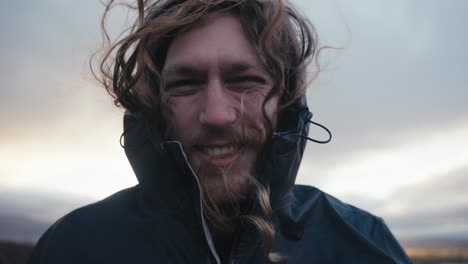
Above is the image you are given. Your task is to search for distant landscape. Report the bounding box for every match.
[0,241,33,264]
[1,240,467,264]
[405,245,468,264]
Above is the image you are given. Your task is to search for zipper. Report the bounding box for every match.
[163,141,221,264]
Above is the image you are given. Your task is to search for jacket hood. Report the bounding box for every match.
[122,95,321,211]
[257,96,310,209]
[122,113,197,212]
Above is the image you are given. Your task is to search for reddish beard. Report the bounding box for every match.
[169,121,268,235]
[163,115,269,205]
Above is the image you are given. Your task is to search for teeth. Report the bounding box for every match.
[202,145,236,156]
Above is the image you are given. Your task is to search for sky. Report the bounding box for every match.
[0,0,467,243]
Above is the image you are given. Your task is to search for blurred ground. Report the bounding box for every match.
[0,242,33,264]
[407,246,468,264]
[1,240,467,264]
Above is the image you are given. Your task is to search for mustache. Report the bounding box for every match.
[185,123,267,148]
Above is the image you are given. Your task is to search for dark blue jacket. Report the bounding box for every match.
[28,103,412,263]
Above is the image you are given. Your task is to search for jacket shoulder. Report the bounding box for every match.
[57,185,140,227]
[28,186,141,264]
[292,185,412,263]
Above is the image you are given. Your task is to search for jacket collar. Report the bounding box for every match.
[260,106,310,209]
[122,113,197,213]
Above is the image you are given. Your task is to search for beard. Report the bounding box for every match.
[164,116,268,204]
[162,115,270,235]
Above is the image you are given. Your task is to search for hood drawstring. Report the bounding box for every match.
[273,108,332,144]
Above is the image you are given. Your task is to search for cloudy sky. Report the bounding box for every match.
[1,0,467,243]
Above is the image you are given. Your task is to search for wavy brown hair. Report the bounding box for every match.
[92,0,318,261]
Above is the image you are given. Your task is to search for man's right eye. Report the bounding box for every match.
[164,79,204,95]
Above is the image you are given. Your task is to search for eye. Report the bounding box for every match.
[164,79,205,96]
[224,75,268,92]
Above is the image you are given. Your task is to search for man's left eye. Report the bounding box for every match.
[225,76,267,90]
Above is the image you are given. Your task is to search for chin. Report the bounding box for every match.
[186,143,261,204]
[193,159,254,205]
[202,170,251,204]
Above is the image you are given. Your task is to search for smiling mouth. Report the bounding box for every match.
[194,144,242,167]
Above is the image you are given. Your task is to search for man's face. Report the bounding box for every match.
[161,13,278,202]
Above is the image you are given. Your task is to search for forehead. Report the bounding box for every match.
[162,13,264,75]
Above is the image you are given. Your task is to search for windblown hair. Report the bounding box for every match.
[92,0,319,261]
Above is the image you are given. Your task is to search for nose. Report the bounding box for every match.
[199,80,237,127]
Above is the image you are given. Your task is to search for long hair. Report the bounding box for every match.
[91,0,319,261]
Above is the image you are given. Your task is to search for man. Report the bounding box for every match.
[29,0,412,263]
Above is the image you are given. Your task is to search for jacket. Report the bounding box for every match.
[28,100,412,263]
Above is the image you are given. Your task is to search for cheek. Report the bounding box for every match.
[264,96,279,128]
[241,92,279,125]
[161,96,201,138]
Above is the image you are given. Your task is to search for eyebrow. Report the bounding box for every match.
[162,61,264,79]
[224,62,257,75]
[162,65,206,79]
